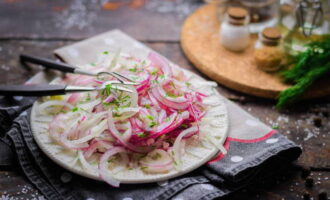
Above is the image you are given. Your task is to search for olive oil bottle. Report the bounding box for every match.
[279,0,330,55]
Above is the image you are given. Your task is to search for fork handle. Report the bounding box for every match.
[0,85,67,96]
[20,54,75,73]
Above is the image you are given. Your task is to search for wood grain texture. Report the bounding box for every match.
[181,4,330,99]
[0,0,202,41]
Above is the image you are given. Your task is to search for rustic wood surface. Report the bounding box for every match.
[0,0,329,199]
[181,4,330,99]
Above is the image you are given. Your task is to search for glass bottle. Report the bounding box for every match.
[220,7,250,52]
[281,0,330,54]
[254,27,285,72]
[205,0,280,33]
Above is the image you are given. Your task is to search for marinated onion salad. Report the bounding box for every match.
[37,51,220,187]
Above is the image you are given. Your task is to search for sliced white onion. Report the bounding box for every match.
[139,149,173,174]
[173,126,199,170]
[37,100,73,115]
[78,151,98,174]
[71,120,107,145]
[99,147,127,187]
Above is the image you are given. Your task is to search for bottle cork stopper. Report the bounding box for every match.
[227,7,248,20]
[262,27,281,40]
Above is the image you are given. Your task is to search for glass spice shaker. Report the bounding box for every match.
[254,27,284,72]
[206,0,279,33]
[220,7,250,52]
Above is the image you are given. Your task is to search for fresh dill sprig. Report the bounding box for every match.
[277,36,330,109]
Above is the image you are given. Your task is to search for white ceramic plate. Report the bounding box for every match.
[30,66,229,184]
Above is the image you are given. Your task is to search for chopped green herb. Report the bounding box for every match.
[180,124,188,128]
[144,104,151,109]
[129,67,137,72]
[151,69,158,76]
[71,107,79,112]
[103,84,112,96]
[151,152,161,160]
[103,51,109,55]
[166,92,178,98]
[140,166,148,170]
[149,121,157,128]
[107,156,117,163]
[169,81,176,89]
[85,93,91,101]
[151,80,159,84]
[137,132,147,138]
[271,125,279,129]
[159,74,165,79]
[173,160,178,166]
[90,63,96,67]
[146,115,155,120]
[185,82,191,87]
[113,112,122,117]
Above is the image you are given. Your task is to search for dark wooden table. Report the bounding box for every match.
[0,0,329,199]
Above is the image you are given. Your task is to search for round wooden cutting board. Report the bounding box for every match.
[181,4,330,99]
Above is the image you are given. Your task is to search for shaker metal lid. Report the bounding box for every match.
[227,7,248,20]
[262,27,282,40]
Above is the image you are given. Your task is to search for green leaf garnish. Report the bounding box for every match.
[151,69,158,76]
[271,125,279,129]
[129,67,137,72]
[166,92,178,98]
[180,124,188,128]
[149,121,157,128]
[137,132,147,138]
[146,115,154,120]
[113,112,122,117]
[71,107,79,112]
[144,104,151,109]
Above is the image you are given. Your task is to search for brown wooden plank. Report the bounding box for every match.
[0,0,202,41]
[0,171,44,199]
[1,170,329,200]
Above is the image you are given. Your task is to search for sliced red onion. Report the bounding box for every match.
[67,93,81,104]
[72,76,95,86]
[158,109,167,124]
[151,86,189,110]
[107,111,151,153]
[147,52,173,77]
[84,140,113,159]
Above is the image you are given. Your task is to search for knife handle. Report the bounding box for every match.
[0,85,66,96]
[20,54,75,73]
